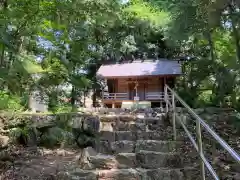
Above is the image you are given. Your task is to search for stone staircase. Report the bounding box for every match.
[65,114,200,180]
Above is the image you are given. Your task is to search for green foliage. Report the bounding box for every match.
[125,0,169,28]
[149,0,240,110]
[61,131,75,147]
[54,105,72,114]
[225,111,240,133]
[40,127,65,148]
[1,0,240,112]
[196,90,214,107]
[0,91,23,111]
[9,126,30,144]
[55,113,73,131]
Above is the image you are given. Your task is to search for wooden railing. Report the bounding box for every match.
[103,93,128,100]
[103,92,170,100]
[145,92,165,100]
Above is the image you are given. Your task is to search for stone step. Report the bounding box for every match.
[111,140,135,153]
[100,121,147,132]
[87,153,137,169]
[99,114,166,123]
[97,140,114,154]
[98,168,145,180]
[117,122,147,131]
[135,140,179,153]
[97,140,179,154]
[88,155,117,169]
[59,167,200,180]
[97,140,135,154]
[145,167,202,180]
[100,131,173,142]
[136,117,165,125]
[116,153,137,169]
[99,115,169,131]
[99,115,135,123]
[136,131,173,141]
[99,115,118,122]
[136,150,183,169]
[100,117,168,131]
[100,131,116,142]
[115,131,137,141]
[70,169,97,180]
[87,150,183,170]
[116,117,167,131]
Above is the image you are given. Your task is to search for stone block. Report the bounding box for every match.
[0,135,9,148]
[136,150,183,168]
[146,168,183,180]
[136,140,178,153]
[71,169,97,180]
[99,115,118,122]
[111,140,135,153]
[119,115,135,122]
[100,122,114,132]
[88,155,117,169]
[117,122,146,131]
[136,131,171,141]
[116,153,137,169]
[115,131,137,141]
[98,169,144,180]
[100,131,115,142]
[97,140,113,154]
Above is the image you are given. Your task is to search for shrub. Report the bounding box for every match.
[40,127,65,148]
[0,91,23,112]
[9,127,30,145]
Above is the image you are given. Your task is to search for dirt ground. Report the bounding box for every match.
[0,146,80,180]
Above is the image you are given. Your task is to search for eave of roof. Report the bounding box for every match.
[97,59,182,78]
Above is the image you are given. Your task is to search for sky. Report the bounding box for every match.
[121,0,129,4]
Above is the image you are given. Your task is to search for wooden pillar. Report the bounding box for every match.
[162,77,165,92]
[164,85,168,113]
[135,80,138,97]
[158,77,161,92]
[164,77,167,88]
[115,79,118,93]
[143,82,146,100]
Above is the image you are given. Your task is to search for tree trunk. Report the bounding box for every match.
[229,5,240,62]
[206,29,215,62]
[0,44,5,67]
[92,89,97,108]
[0,0,7,67]
[71,85,76,111]
[83,90,86,108]
[1,0,8,9]
[7,51,13,69]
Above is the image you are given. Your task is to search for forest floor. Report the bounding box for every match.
[0,146,79,180]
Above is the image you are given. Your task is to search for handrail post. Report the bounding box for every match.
[172,94,177,141]
[196,120,206,180]
[164,86,168,113]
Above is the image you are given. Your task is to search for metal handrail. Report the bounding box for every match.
[164,85,240,180]
[175,115,219,179]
